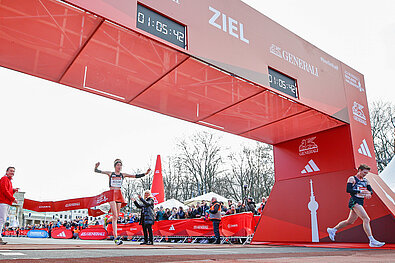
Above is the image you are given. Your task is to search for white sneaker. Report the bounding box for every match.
[327,227,336,241]
[369,240,385,247]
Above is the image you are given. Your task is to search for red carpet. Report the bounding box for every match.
[252,242,395,249]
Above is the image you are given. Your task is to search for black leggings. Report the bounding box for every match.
[142,224,153,243]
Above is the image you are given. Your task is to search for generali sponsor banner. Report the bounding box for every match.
[23,190,125,212]
[107,213,254,237]
[79,228,108,240]
[52,228,73,239]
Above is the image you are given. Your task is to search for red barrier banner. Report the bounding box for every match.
[3,230,16,236]
[79,228,108,240]
[23,190,125,212]
[107,213,254,237]
[107,223,142,236]
[88,207,106,217]
[20,230,30,236]
[221,212,254,236]
[52,228,73,239]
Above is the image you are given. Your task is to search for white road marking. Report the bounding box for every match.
[0,252,26,255]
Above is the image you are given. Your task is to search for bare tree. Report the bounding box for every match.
[122,178,141,212]
[163,156,186,200]
[176,131,224,196]
[369,100,395,172]
[223,143,274,203]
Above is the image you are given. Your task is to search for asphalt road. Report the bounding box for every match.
[0,237,393,262]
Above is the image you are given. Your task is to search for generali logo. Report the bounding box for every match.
[352,102,367,125]
[299,137,318,156]
[344,70,364,92]
[227,224,238,228]
[65,202,80,208]
[270,44,319,77]
[169,225,175,231]
[301,160,320,174]
[80,232,106,237]
[152,193,159,205]
[193,225,209,230]
[57,231,66,238]
[358,139,372,158]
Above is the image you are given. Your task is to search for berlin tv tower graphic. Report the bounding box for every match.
[308,179,319,242]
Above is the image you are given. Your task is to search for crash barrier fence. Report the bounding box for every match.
[3,213,259,244]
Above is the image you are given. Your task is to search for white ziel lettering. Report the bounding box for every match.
[208,6,249,44]
[228,17,238,38]
[209,6,221,29]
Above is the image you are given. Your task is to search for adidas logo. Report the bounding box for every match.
[358,139,372,157]
[301,160,320,174]
[57,231,66,238]
[169,225,175,231]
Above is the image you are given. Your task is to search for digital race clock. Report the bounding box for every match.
[268,68,298,98]
[136,4,186,49]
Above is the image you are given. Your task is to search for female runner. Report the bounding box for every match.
[95,159,150,245]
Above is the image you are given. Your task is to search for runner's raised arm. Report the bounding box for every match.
[94,162,111,176]
[123,168,151,178]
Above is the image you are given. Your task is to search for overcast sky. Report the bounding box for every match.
[1,0,394,201]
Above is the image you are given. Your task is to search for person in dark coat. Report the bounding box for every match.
[246,197,257,215]
[209,197,221,244]
[133,190,155,245]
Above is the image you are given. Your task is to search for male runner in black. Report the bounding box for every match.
[327,164,385,247]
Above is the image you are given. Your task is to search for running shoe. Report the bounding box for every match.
[114,237,123,245]
[369,240,385,247]
[327,227,336,241]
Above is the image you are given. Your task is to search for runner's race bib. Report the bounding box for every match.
[110,177,122,188]
[356,186,367,198]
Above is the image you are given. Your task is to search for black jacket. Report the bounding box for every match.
[246,201,257,214]
[134,197,155,225]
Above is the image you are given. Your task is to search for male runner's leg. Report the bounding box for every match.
[327,209,358,241]
[353,204,385,247]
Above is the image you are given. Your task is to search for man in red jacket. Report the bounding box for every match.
[0,167,19,245]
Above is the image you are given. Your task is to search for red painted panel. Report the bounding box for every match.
[132,58,263,122]
[273,125,355,181]
[341,64,378,173]
[202,90,309,135]
[252,170,393,243]
[0,0,101,80]
[243,110,345,145]
[60,21,188,102]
